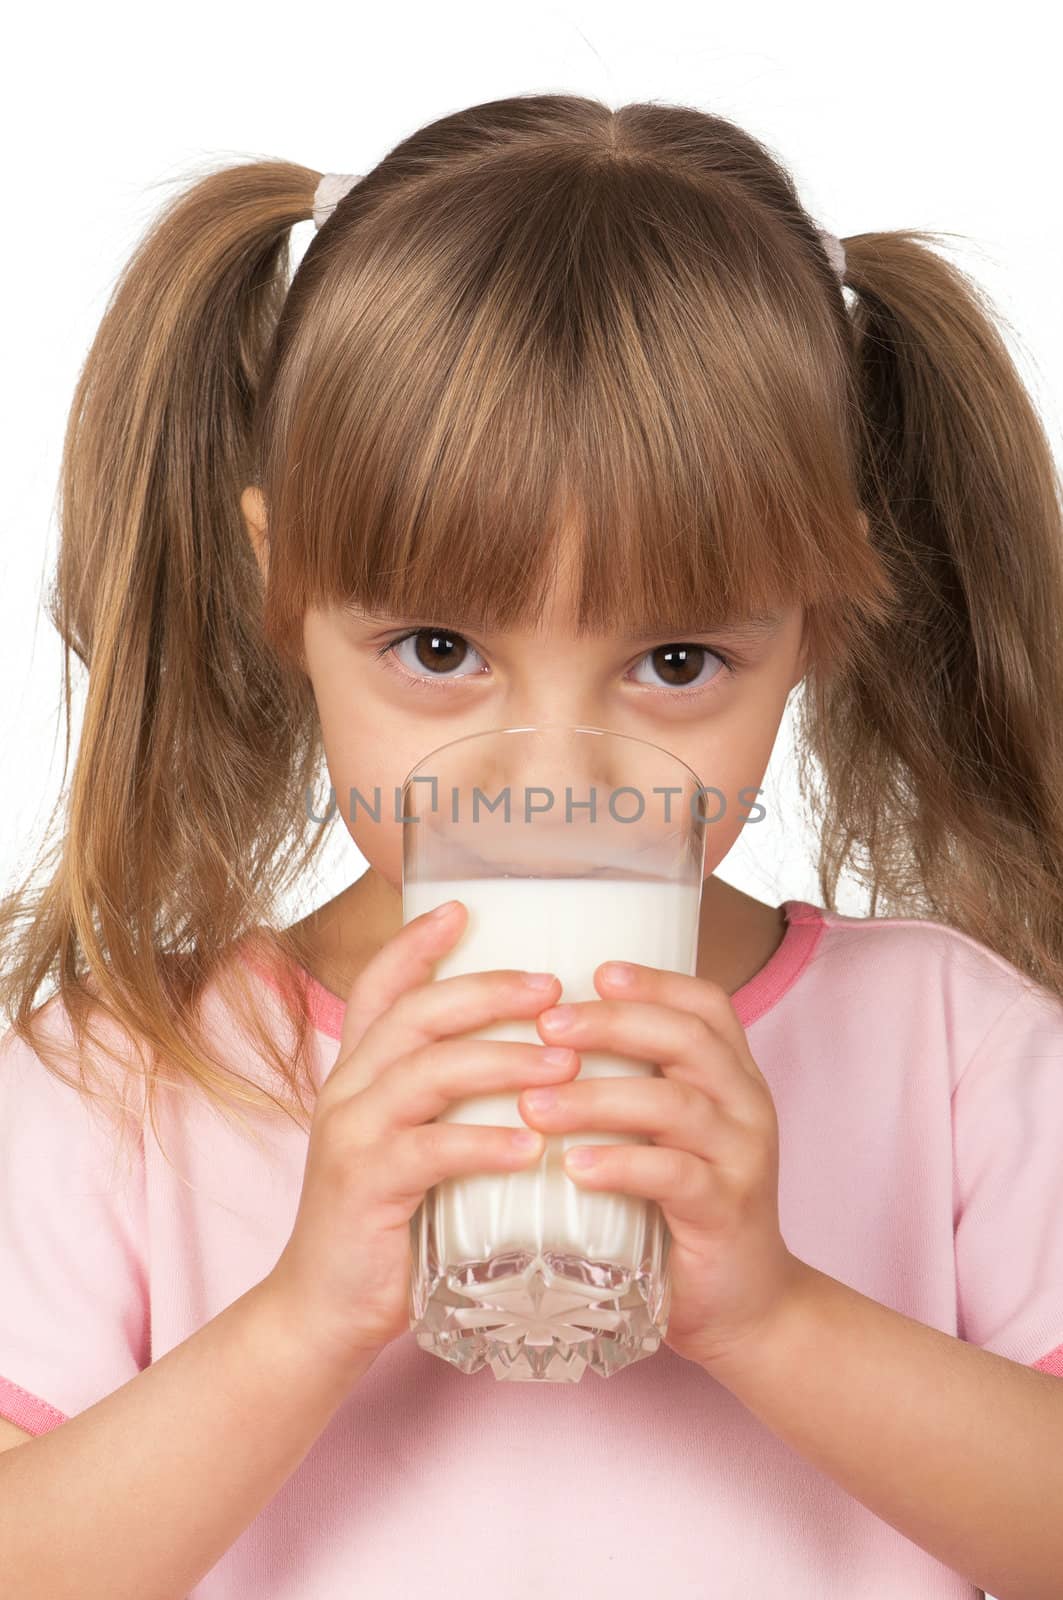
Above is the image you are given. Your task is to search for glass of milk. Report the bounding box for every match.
[403,724,708,1383]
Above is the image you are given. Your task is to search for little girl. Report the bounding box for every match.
[1,92,1061,1600]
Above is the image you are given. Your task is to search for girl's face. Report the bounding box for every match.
[242,489,808,894]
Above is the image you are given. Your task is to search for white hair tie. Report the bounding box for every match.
[311,172,847,284]
[816,227,847,284]
[311,172,363,230]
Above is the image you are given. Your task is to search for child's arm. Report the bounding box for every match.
[0,1278,375,1600]
[0,905,568,1600]
[701,1261,1063,1600]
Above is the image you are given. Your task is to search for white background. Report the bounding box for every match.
[2,0,1060,937]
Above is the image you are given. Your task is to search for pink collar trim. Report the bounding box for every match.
[731,899,825,1027]
[243,899,825,1039]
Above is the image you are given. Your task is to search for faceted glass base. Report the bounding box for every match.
[409,1208,673,1382]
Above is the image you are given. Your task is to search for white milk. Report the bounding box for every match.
[403,875,701,1269]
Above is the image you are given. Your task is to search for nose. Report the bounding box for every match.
[469,721,614,805]
[404,724,700,877]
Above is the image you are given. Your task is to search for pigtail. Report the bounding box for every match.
[796,230,1063,995]
[8,104,1063,1160]
[0,159,332,1163]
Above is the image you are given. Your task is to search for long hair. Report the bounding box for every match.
[3,92,1062,1166]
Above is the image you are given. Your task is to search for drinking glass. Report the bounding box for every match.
[403,724,708,1382]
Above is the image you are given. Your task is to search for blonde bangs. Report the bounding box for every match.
[258,147,894,666]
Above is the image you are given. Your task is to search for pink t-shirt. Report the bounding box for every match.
[2,898,1062,1598]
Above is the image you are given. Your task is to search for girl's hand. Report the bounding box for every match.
[519,961,807,1371]
[262,902,579,1378]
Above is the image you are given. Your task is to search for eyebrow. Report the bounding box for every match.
[345,605,784,640]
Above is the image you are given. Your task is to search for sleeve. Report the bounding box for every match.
[0,1015,149,1435]
[952,979,1063,1375]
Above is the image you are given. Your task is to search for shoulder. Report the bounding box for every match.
[808,901,1045,999]
[1,988,122,1097]
[1,940,320,1152]
[0,991,146,1198]
[796,901,1063,1081]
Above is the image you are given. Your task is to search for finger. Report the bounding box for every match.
[562,1142,723,1231]
[593,962,767,1086]
[334,898,469,1069]
[371,1120,548,1214]
[518,1073,736,1163]
[329,967,563,1103]
[350,1037,580,1146]
[538,997,762,1119]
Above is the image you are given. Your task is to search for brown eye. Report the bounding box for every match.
[631,643,725,692]
[654,644,703,687]
[374,627,738,701]
[379,628,484,680]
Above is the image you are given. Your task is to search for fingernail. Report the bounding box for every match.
[523,1087,558,1111]
[601,961,635,986]
[540,1004,576,1031]
[522,971,556,989]
[565,1146,598,1169]
[430,900,459,920]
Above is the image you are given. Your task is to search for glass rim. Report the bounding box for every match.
[399,721,707,794]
